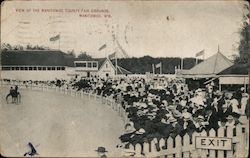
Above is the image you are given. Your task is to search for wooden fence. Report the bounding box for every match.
[125,123,249,158]
[1,80,249,158]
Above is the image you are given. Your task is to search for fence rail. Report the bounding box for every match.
[1,80,249,158]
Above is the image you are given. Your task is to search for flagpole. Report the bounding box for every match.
[58,32,61,50]
[115,52,117,76]
[152,64,155,75]
[160,62,162,74]
[181,58,183,70]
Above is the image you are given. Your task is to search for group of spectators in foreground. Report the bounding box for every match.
[2,76,249,149]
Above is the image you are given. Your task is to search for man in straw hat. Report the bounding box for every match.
[95,147,108,158]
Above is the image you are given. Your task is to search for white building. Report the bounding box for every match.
[1,50,131,81]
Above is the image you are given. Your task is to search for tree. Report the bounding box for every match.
[67,49,76,58]
[77,51,93,60]
[235,4,249,64]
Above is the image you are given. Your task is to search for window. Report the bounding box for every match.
[52,67,55,70]
[16,67,20,70]
[42,67,46,71]
[57,67,61,70]
[47,67,51,70]
[2,67,11,70]
[38,67,42,70]
[24,67,28,70]
[29,67,32,70]
[106,63,108,68]
[88,62,92,68]
[75,62,87,67]
[93,62,97,67]
[33,67,37,70]
[20,67,24,70]
[11,67,15,70]
[61,67,65,70]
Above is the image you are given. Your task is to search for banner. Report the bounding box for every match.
[98,44,106,51]
[155,62,162,69]
[108,52,116,60]
[195,49,205,57]
[49,34,60,42]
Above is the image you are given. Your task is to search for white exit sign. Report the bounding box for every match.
[195,136,232,150]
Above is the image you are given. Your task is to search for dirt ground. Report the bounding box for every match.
[0,86,124,157]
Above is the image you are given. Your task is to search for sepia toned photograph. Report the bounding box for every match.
[0,0,249,157]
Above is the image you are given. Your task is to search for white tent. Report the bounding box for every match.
[181,52,233,78]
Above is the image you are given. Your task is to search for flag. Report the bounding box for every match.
[98,44,106,51]
[195,50,205,57]
[108,52,116,60]
[155,62,162,69]
[50,34,60,42]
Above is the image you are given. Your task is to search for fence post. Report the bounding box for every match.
[235,124,246,157]
[183,133,191,157]
[175,135,182,158]
[217,127,225,158]
[226,126,233,158]
[191,132,199,158]
[151,138,158,156]
[208,129,216,157]
[134,144,142,157]
[143,142,150,156]
[202,130,208,157]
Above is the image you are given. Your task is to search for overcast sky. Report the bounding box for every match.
[1,0,248,59]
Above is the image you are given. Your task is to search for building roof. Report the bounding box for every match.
[218,63,249,75]
[1,50,68,66]
[1,50,107,68]
[182,52,233,77]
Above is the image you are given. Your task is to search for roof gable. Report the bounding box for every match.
[98,58,116,70]
[184,52,233,75]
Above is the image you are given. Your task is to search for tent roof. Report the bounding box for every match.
[218,63,249,75]
[182,52,233,76]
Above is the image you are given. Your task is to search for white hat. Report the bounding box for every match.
[135,128,146,134]
[226,115,234,120]
[197,115,205,120]
[168,117,177,123]
[183,112,192,120]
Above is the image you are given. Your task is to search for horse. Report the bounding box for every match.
[6,89,21,104]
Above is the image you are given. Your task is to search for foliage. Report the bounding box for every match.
[116,56,201,74]
[234,4,249,64]
[77,51,93,60]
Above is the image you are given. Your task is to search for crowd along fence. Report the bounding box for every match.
[1,80,249,158]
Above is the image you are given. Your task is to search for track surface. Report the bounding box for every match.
[0,86,124,157]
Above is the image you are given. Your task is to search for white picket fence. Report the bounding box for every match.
[1,80,249,158]
[125,122,249,158]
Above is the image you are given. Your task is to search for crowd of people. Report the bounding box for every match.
[2,76,249,149]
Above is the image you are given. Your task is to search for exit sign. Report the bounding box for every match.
[195,136,232,150]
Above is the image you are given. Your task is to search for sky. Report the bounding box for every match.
[1,0,248,59]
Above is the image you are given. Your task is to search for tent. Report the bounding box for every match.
[180,52,233,78]
[218,64,249,92]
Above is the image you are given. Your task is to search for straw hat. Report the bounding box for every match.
[135,128,146,134]
[197,115,205,121]
[95,147,108,153]
[226,115,234,120]
[168,117,177,123]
